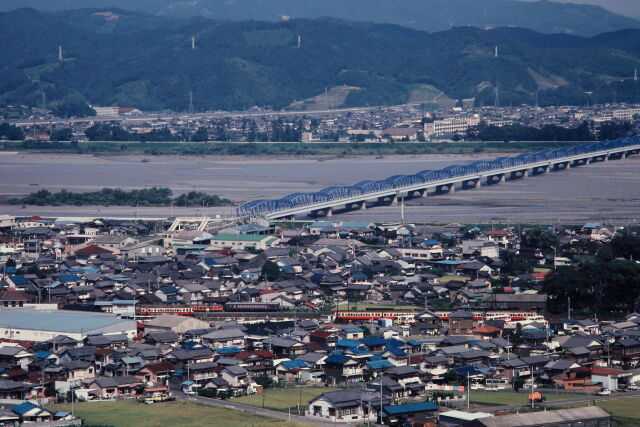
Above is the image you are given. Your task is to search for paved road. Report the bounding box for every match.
[175,391,338,426]
[474,391,640,413]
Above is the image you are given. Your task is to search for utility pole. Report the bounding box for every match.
[189,91,194,114]
[530,367,534,409]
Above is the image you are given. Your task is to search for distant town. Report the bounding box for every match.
[1,212,640,426]
[2,101,640,144]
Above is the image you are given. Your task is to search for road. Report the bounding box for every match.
[473,390,640,413]
[175,391,337,427]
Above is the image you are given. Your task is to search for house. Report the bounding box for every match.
[448,310,477,335]
[220,365,253,395]
[0,380,34,399]
[11,402,53,423]
[382,401,438,426]
[324,353,365,386]
[85,376,143,399]
[202,329,246,349]
[234,350,275,377]
[136,362,174,385]
[411,309,443,336]
[261,337,306,358]
[306,389,391,424]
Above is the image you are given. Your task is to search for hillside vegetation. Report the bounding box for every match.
[0,0,638,36]
[3,8,640,111]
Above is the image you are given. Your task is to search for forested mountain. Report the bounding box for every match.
[0,0,638,37]
[3,8,640,112]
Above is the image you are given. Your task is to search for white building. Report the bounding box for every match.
[91,106,119,118]
[423,116,480,139]
[0,309,136,341]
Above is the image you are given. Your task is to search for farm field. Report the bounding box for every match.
[232,387,340,413]
[50,401,309,427]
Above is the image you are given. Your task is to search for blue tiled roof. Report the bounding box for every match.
[325,353,350,365]
[366,360,395,370]
[383,401,438,415]
[12,402,40,416]
[385,346,407,357]
[281,360,309,369]
[344,328,363,333]
[216,346,241,354]
[336,339,360,348]
[9,275,28,286]
[454,366,483,376]
[361,337,386,347]
[58,274,81,283]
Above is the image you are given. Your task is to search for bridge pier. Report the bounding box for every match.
[359,201,367,210]
[463,179,481,189]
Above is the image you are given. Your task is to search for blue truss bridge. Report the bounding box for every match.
[237,137,640,220]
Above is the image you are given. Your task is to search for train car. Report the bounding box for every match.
[337,308,542,323]
[138,305,195,316]
[224,302,280,312]
[192,304,224,313]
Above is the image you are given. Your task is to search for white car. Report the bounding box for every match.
[597,389,611,396]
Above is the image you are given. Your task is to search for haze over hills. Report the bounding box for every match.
[0,0,639,37]
[517,0,640,20]
[3,8,640,112]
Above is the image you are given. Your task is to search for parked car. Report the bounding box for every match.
[597,389,611,396]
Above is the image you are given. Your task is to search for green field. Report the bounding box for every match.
[50,401,309,427]
[232,387,340,413]
[439,275,471,283]
[468,391,587,406]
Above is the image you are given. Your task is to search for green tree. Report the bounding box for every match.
[50,128,73,141]
[261,261,282,281]
[192,127,208,142]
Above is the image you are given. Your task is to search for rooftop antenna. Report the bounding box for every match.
[297,35,301,49]
[188,90,194,114]
[58,45,63,62]
[191,36,196,50]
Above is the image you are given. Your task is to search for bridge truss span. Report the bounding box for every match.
[237,137,640,220]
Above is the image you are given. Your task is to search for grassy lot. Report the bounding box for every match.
[468,391,587,406]
[233,387,340,413]
[50,401,309,427]
[439,275,470,283]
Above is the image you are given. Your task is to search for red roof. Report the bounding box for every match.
[473,326,502,334]
[143,362,174,373]
[25,216,44,221]
[95,348,114,356]
[75,244,114,255]
[260,289,278,295]
[591,367,629,376]
[310,331,332,339]
[488,230,509,236]
[0,290,34,302]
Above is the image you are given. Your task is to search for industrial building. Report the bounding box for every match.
[0,309,136,342]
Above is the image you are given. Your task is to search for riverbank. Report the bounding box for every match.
[0,140,585,157]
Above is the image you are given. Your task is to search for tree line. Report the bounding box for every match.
[466,121,634,142]
[9,188,233,207]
